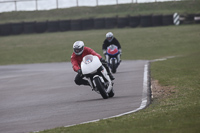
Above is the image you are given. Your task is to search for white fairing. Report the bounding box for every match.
[100,66,113,93]
[81,54,113,95]
[81,55,102,75]
[92,66,112,93]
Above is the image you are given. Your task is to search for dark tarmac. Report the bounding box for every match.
[0,60,150,133]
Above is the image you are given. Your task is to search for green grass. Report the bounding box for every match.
[0,0,200,23]
[0,24,200,65]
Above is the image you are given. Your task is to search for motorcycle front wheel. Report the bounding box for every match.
[108,89,115,97]
[111,58,116,73]
[94,77,109,99]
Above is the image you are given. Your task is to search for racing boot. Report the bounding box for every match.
[108,71,115,80]
[100,58,115,80]
[103,65,115,80]
[104,63,115,80]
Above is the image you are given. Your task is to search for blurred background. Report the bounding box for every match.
[0,0,179,13]
[0,0,199,36]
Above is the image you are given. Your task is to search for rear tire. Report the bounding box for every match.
[94,77,108,99]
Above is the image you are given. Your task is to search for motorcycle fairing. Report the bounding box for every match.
[81,55,102,75]
[106,45,119,56]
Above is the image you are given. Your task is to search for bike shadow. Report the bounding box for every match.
[75,95,135,103]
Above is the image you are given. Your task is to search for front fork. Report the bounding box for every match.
[105,54,121,65]
[100,66,113,93]
[86,66,113,93]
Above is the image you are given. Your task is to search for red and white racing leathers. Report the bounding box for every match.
[71,47,102,72]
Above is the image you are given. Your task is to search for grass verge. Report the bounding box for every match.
[0,24,200,65]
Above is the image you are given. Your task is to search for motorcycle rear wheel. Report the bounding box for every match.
[94,77,109,99]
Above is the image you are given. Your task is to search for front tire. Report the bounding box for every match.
[111,58,116,73]
[108,89,115,97]
[94,77,108,99]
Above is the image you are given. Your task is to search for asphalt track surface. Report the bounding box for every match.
[0,60,150,133]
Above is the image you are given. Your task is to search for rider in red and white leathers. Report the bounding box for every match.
[71,46,102,72]
[71,41,114,86]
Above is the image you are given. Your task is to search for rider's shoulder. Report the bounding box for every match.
[113,37,118,41]
[85,47,95,50]
[71,52,77,58]
[84,46,91,50]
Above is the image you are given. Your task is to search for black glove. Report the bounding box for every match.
[100,58,107,65]
[100,58,105,62]
[77,69,82,75]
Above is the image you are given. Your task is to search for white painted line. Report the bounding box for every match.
[151,56,177,62]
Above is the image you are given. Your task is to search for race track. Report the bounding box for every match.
[0,60,150,133]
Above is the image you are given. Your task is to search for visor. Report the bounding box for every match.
[107,37,112,40]
[74,48,81,53]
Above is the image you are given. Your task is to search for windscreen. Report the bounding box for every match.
[83,55,93,64]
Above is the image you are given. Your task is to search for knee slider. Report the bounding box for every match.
[74,79,81,85]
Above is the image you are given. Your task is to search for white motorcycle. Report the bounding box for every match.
[81,54,114,99]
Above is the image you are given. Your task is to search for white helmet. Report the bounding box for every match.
[73,41,84,55]
[106,32,114,42]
